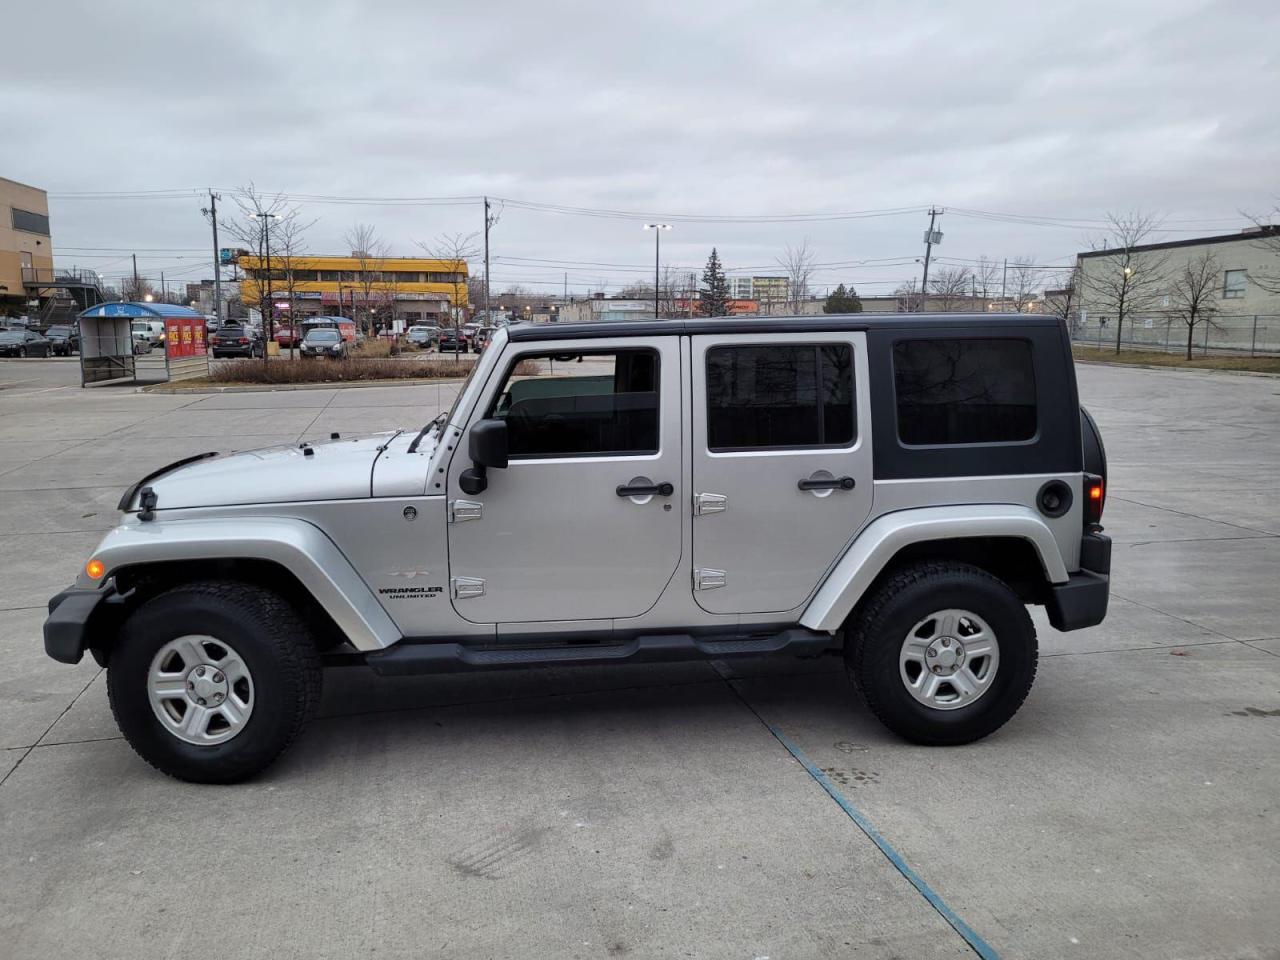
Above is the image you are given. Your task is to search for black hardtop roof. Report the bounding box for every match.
[506,313,1062,342]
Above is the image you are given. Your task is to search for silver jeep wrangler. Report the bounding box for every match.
[44,315,1110,782]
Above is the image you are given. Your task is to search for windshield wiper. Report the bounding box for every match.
[407,412,447,454]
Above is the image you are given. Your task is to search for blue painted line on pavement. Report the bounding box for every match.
[761,720,1000,960]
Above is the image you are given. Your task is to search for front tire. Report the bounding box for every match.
[845,561,1037,746]
[107,581,322,783]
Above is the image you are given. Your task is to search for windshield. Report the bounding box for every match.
[306,329,341,342]
[0,331,23,342]
[47,326,71,336]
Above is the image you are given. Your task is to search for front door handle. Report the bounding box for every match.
[797,476,855,491]
[616,481,674,498]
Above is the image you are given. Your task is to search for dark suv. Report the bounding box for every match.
[208,324,264,359]
[44,324,80,356]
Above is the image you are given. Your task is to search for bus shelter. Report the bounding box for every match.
[77,302,210,386]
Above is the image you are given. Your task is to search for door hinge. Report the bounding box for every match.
[451,577,486,599]
[448,499,483,523]
[694,568,727,590]
[693,492,728,516]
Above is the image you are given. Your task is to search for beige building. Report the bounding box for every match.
[0,176,54,314]
[1076,226,1280,323]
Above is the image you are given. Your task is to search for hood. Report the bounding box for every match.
[140,432,400,511]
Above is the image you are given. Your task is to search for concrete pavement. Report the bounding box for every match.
[0,362,1277,959]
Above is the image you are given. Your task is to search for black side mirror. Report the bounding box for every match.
[459,419,508,495]
[469,418,508,468]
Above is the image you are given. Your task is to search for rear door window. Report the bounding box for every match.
[892,338,1036,445]
[705,344,854,451]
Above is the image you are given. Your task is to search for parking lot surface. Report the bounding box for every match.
[1,360,1277,959]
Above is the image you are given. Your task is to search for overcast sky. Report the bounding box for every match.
[2,0,1276,297]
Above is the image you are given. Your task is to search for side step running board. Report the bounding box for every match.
[363,628,833,676]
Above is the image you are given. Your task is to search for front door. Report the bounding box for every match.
[690,331,873,614]
[447,338,683,624]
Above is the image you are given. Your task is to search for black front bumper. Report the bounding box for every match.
[1045,532,1111,632]
[44,586,111,664]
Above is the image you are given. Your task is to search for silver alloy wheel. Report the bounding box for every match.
[147,635,255,745]
[899,609,1000,711]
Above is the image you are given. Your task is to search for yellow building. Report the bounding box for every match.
[239,253,469,328]
[1,176,55,313]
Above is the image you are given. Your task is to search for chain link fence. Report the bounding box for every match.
[1069,314,1280,357]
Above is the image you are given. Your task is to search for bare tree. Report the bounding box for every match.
[1006,257,1043,313]
[1245,204,1280,293]
[272,212,318,358]
[222,185,311,355]
[973,256,1001,310]
[1086,212,1169,354]
[1044,264,1081,330]
[777,238,817,311]
[342,223,389,335]
[894,280,921,313]
[417,232,478,335]
[929,266,971,312]
[1168,248,1222,360]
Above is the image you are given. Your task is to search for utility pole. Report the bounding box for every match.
[1001,258,1008,309]
[132,254,139,301]
[918,207,941,311]
[204,190,223,326]
[161,272,166,303]
[483,197,493,326]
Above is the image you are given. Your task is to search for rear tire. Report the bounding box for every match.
[107,581,322,783]
[845,561,1037,746]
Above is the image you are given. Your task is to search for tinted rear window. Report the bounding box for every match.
[706,344,854,451]
[893,338,1036,445]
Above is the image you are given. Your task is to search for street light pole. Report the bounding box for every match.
[643,223,671,318]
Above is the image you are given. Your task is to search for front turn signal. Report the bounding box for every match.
[85,558,106,580]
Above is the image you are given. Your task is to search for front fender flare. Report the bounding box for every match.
[81,517,401,651]
[800,505,1069,633]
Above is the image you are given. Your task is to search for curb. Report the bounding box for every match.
[1074,359,1280,379]
[140,376,470,394]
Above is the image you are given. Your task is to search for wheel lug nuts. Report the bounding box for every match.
[213,692,223,703]
[197,697,206,706]
[187,680,195,690]
[927,647,937,657]
[196,667,206,678]
[931,665,943,674]
[212,672,223,683]
[941,638,951,648]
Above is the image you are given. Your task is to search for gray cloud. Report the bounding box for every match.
[1,0,1276,295]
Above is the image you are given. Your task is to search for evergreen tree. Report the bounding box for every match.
[699,248,730,317]
[823,283,863,314]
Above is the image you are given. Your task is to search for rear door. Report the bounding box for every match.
[690,331,873,614]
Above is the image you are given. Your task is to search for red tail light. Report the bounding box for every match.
[1084,473,1105,525]
[239,337,249,345]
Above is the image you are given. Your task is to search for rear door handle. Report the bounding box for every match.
[616,481,674,497]
[797,476,855,491]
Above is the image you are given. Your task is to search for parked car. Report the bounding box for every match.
[274,325,301,348]
[130,323,155,355]
[44,324,80,356]
[404,325,438,349]
[0,329,52,357]
[437,327,469,352]
[208,324,264,359]
[42,313,1111,783]
[300,327,349,359]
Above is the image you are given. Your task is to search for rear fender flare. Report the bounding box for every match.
[800,505,1069,633]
